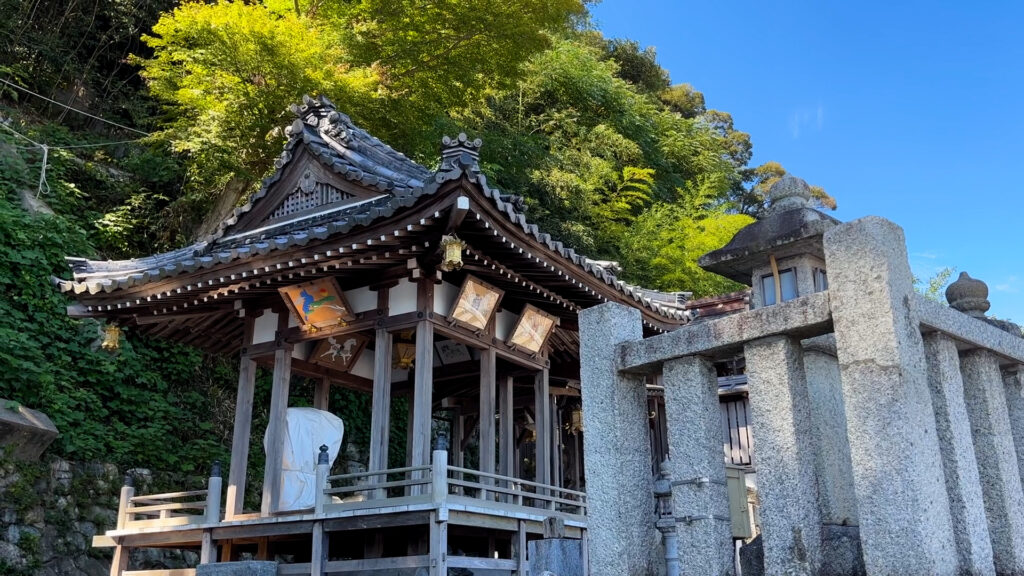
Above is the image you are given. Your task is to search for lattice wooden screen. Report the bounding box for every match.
[270,182,353,220]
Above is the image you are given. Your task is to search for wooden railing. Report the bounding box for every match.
[315,446,586,519]
[446,465,588,516]
[115,465,222,530]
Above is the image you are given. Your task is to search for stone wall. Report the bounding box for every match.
[0,458,202,576]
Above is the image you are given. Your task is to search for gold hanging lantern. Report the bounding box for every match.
[101,324,122,352]
[393,342,416,370]
[568,407,584,434]
[439,235,467,272]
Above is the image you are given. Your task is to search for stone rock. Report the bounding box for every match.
[528,539,583,576]
[196,560,278,576]
[79,555,111,576]
[0,400,58,460]
[5,524,19,544]
[739,535,764,576]
[0,540,26,569]
[51,459,72,492]
[945,272,990,318]
[820,524,866,576]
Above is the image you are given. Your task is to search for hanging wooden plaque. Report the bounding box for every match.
[279,277,355,329]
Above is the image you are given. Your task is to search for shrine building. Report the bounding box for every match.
[57,96,699,576]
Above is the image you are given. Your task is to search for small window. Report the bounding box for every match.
[761,269,798,306]
[814,268,828,292]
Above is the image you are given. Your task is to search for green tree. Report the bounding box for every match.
[619,203,753,296]
[915,266,955,302]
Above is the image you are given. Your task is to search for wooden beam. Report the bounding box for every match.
[226,316,257,519]
[534,368,551,487]
[289,357,373,393]
[368,327,393,498]
[261,342,293,516]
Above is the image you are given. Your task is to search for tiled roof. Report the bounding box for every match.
[56,97,691,323]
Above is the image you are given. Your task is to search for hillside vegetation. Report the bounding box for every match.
[0,0,832,471]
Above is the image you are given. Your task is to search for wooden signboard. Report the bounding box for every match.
[507,304,559,354]
[448,275,504,332]
[311,333,369,372]
[279,277,355,329]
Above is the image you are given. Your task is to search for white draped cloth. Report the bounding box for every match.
[264,407,344,511]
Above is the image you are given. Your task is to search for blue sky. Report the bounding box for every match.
[591,1,1024,321]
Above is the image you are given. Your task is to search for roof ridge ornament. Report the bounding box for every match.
[437,133,483,182]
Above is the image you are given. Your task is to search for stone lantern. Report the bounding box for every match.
[698,176,839,308]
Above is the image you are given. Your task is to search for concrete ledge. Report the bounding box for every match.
[0,400,58,460]
[619,292,833,372]
[916,295,1024,366]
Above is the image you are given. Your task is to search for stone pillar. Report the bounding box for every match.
[823,216,957,575]
[744,335,820,575]
[1003,368,1024,495]
[960,349,1024,575]
[801,335,858,527]
[578,303,654,576]
[922,333,995,575]
[662,355,733,576]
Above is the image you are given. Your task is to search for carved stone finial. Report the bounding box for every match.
[433,432,449,452]
[766,175,813,215]
[318,444,330,465]
[946,272,990,318]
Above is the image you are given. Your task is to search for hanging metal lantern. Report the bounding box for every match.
[439,235,466,272]
[393,342,416,370]
[569,407,584,434]
[101,324,122,352]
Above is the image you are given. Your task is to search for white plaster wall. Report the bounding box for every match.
[291,341,312,360]
[252,309,278,344]
[433,279,459,316]
[350,348,375,379]
[496,309,517,341]
[389,278,417,315]
[344,285,377,314]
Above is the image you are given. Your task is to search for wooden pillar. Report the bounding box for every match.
[411,320,435,468]
[311,521,327,576]
[499,376,514,479]
[368,328,393,499]
[226,354,256,519]
[261,342,293,516]
[313,376,330,411]
[429,511,448,576]
[534,368,551,486]
[480,347,497,480]
[551,395,562,489]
